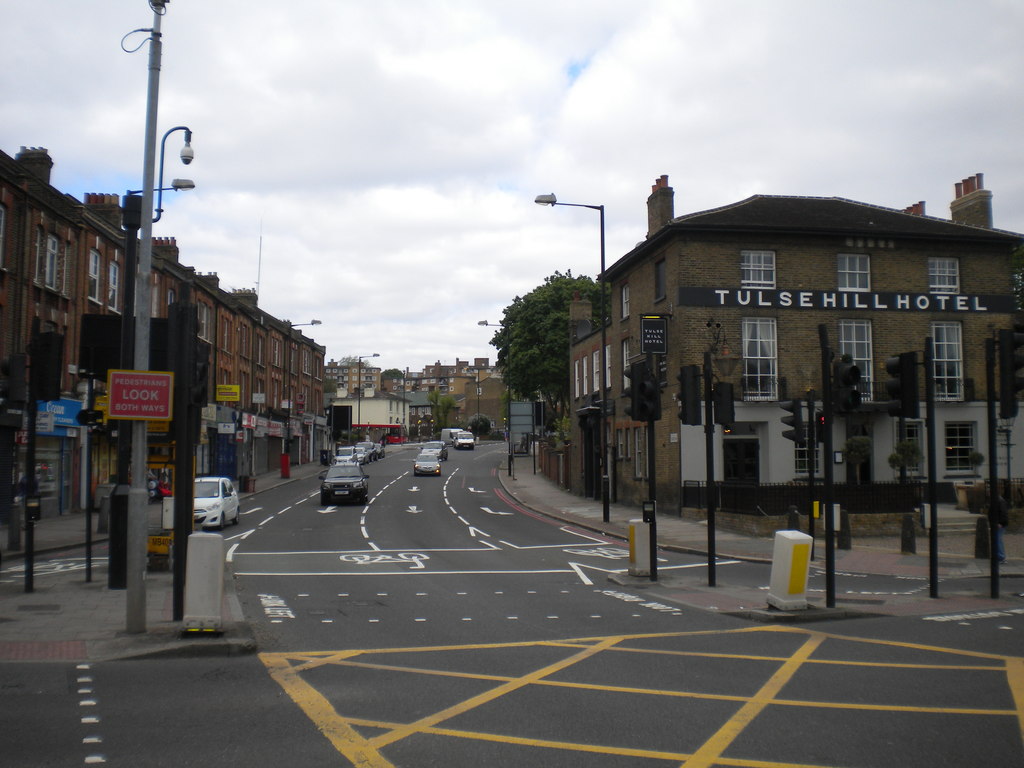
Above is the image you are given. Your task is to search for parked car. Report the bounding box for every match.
[333,446,359,465]
[193,476,240,529]
[454,431,475,450]
[422,440,448,460]
[413,451,442,476]
[319,463,369,505]
[351,446,371,464]
[356,441,379,461]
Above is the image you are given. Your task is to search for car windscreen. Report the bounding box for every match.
[194,480,219,498]
[326,467,363,479]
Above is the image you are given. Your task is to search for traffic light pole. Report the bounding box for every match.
[986,337,1001,598]
[818,325,836,608]
[703,349,717,587]
[924,337,939,597]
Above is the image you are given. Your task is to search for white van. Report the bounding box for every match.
[440,428,462,446]
[454,431,475,450]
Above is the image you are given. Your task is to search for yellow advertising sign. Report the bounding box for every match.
[216,384,241,402]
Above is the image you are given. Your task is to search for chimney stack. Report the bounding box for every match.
[950,172,992,228]
[646,174,674,238]
[15,146,54,184]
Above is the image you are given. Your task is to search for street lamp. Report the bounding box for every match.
[356,353,380,439]
[535,193,610,522]
[479,320,514,478]
[281,320,321,478]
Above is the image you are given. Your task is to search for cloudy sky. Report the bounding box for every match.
[3,1,1023,374]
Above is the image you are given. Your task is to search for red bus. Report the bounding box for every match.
[356,424,408,444]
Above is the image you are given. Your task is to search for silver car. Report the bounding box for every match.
[193,476,240,529]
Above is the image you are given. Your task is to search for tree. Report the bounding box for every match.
[428,388,457,430]
[469,414,491,437]
[487,271,602,426]
[381,368,404,379]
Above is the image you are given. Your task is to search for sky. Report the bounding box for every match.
[3,1,1023,375]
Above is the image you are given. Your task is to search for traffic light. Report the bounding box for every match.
[814,410,825,443]
[624,361,660,421]
[0,353,28,405]
[999,328,1024,419]
[833,359,862,413]
[781,398,805,444]
[713,382,734,426]
[677,365,701,425]
[191,340,211,406]
[31,331,64,402]
[75,408,104,427]
[884,351,919,419]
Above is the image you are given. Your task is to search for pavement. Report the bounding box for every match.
[1,447,1022,662]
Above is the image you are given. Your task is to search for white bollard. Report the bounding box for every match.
[766,530,813,611]
[628,518,651,576]
[183,532,225,632]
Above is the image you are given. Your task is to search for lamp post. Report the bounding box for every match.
[535,194,609,522]
[480,320,513,478]
[356,353,380,439]
[282,320,321,477]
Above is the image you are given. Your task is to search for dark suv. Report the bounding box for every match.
[319,464,369,505]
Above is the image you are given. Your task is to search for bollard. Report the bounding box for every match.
[767,530,813,610]
[183,532,225,632]
[628,518,651,576]
[900,513,916,554]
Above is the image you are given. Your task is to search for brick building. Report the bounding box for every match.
[570,174,1023,512]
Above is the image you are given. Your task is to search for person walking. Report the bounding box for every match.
[994,489,1009,563]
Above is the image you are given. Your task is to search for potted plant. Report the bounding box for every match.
[887,440,922,476]
[843,436,872,484]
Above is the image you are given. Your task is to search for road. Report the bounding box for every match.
[3,442,1023,766]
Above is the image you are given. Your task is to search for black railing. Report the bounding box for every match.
[682,480,922,516]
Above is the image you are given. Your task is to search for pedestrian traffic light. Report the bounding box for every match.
[833,359,862,413]
[712,382,734,426]
[884,351,919,419]
[623,361,643,420]
[677,365,701,425]
[999,327,1024,419]
[814,410,825,443]
[781,398,805,444]
[75,408,104,427]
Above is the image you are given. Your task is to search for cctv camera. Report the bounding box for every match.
[180,145,194,165]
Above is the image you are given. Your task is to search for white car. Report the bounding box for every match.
[193,476,240,529]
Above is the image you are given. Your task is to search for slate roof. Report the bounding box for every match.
[669,194,1020,242]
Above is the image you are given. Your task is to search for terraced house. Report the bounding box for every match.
[570,174,1023,513]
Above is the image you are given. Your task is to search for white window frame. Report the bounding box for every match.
[931,322,963,401]
[592,350,600,393]
[838,319,873,401]
[741,249,776,289]
[581,354,589,396]
[107,261,120,311]
[620,339,631,389]
[573,359,580,399]
[197,303,211,341]
[44,234,59,289]
[838,253,870,292]
[928,257,960,294]
[88,249,101,302]
[944,422,976,472]
[620,283,630,319]
[741,317,777,400]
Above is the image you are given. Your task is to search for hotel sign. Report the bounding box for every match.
[678,287,1016,313]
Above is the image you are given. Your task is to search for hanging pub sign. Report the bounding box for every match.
[640,315,668,355]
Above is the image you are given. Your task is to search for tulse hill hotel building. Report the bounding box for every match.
[568,173,1023,515]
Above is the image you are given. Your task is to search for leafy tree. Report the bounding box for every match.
[469,414,491,437]
[428,388,457,430]
[381,368,404,379]
[486,271,603,425]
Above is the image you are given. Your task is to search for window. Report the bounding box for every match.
[592,350,600,393]
[620,339,631,389]
[741,250,775,288]
[837,253,870,292]
[581,354,588,396]
[929,257,959,294]
[633,426,646,478]
[107,262,120,311]
[931,322,963,401]
[741,317,777,400]
[604,343,611,390]
[88,249,101,302]
[944,422,976,472]
[271,337,281,368]
[616,428,628,460]
[197,303,211,340]
[44,234,59,289]
[838,319,873,401]
[795,443,820,477]
[654,260,666,301]
[620,283,630,319]
[0,203,7,267]
[221,320,232,353]
[899,422,923,476]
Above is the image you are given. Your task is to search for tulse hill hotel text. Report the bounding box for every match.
[567,173,1023,515]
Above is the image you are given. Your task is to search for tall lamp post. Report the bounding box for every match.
[121,0,200,633]
[479,320,513,478]
[356,353,380,439]
[281,319,321,478]
[534,194,609,522]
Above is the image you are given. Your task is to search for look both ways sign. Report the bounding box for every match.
[107,370,174,420]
